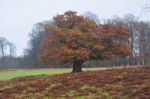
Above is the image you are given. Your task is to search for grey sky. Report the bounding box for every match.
[0,0,149,56]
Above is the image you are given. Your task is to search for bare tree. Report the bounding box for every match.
[7,42,16,57]
[24,21,50,68]
[0,37,17,68]
[83,11,100,24]
[0,37,8,58]
[137,22,150,65]
[0,37,8,66]
[122,14,139,58]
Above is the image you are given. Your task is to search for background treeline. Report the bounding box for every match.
[0,37,19,68]
[0,11,150,69]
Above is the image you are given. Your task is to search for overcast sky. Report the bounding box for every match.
[0,0,150,56]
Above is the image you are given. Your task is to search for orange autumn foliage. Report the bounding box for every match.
[40,11,131,65]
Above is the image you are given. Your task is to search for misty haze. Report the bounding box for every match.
[0,0,150,98]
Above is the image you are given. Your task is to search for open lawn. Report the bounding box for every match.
[0,69,71,80]
[0,67,114,80]
[0,66,150,98]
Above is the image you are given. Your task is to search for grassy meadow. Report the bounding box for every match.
[0,67,129,80]
[0,68,71,80]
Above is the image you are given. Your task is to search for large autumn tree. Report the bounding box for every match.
[40,11,131,72]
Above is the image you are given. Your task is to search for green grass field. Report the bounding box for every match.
[0,67,124,80]
[0,68,71,80]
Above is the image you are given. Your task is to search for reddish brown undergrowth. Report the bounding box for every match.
[0,66,150,99]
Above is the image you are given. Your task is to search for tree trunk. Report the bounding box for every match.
[72,59,83,73]
[1,45,4,65]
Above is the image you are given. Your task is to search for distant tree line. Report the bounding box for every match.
[0,11,150,69]
[0,37,19,68]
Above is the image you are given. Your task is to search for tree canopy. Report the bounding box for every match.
[40,11,131,72]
